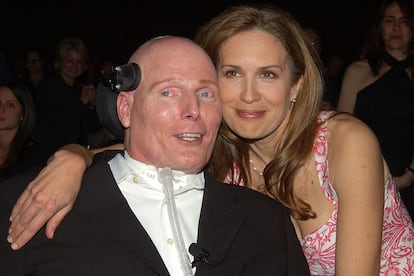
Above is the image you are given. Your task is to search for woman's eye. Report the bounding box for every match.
[225,70,239,77]
[400,18,409,25]
[261,71,276,78]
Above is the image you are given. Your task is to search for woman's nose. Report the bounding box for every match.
[240,82,261,103]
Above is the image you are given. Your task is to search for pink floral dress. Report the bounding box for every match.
[302,111,414,275]
[225,111,414,275]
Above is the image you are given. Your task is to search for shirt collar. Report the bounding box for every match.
[108,151,205,193]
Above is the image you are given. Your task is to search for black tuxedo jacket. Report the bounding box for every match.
[0,151,309,275]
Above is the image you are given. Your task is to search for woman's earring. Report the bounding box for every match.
[289,98,297,110]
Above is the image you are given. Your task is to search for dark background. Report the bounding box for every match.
[2,0,380,67]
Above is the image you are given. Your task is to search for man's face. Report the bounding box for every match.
[119,38,222,174]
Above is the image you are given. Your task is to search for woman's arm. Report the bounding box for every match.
[7,143,123,250]
[329,114,383,275]
[393,157,414,189]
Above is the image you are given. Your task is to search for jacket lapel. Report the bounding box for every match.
[72,159,247,274]
[74,157,169,275]
[195,172,246,263]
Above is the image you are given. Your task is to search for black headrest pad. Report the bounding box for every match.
[95,83,124,139]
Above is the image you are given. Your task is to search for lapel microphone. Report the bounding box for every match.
[189,243,210,267]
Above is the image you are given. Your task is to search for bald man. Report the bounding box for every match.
[0,36,309,276]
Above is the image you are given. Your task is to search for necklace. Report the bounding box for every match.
[249,159,264,177]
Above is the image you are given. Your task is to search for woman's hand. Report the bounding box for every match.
[393,170,414,189]
[7,149,87,250]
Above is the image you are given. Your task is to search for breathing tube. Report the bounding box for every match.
[158,167,194,276]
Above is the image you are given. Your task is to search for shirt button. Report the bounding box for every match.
[133,176,139,184]
[167,238,174,245]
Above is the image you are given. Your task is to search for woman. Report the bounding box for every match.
[337,0,414,218]
[8,4,414,275]
[34,36,94,157]
[18,47,48,101]
[0,80,36,181]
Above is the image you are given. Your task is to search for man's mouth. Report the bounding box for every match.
[177,133,202,141]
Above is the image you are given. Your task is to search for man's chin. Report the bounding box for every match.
[171,159,206,174]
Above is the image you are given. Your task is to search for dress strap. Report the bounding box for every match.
[383,52,409,72]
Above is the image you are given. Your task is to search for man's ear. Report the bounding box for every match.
[117,92,132,128]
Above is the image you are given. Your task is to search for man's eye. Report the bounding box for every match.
[199,91,213,98]
[161,90,171,97]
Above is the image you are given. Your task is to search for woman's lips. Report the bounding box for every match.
[236,109,265,119]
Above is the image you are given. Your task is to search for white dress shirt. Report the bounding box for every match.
[108,151,204,276]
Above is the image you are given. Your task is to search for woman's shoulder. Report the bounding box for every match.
[328,112,372,131]
[327,113,379,148]
[346,59,370,70]
[325,113,385,187]
[339,60,374,98]
[343,60,371,79]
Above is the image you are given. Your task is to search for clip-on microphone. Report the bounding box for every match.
[189,243,210,267]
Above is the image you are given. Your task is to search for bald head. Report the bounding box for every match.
[128,36,216,86]
[117,36,222,173]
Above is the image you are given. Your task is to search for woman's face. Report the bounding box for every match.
[0,87,23,132]
[217,30,299,141]
[382,2,412,52]
[60,50,87,82]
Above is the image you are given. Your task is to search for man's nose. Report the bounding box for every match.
[182,96,200,120]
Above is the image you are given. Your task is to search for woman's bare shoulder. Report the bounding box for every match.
[340,61,373,96]
[327,113,379,148]
[326,113,384,183]
[344,60,371,79]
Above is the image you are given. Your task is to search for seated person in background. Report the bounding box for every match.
[18,47,48,101]
[34,36,94,157]
[0,36,309,275]
[0,80,43,181]
[337,0,414,219]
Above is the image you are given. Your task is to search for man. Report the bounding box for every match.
[0,36,309,275]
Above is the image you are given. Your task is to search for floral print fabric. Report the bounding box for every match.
[302,111,414,275]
